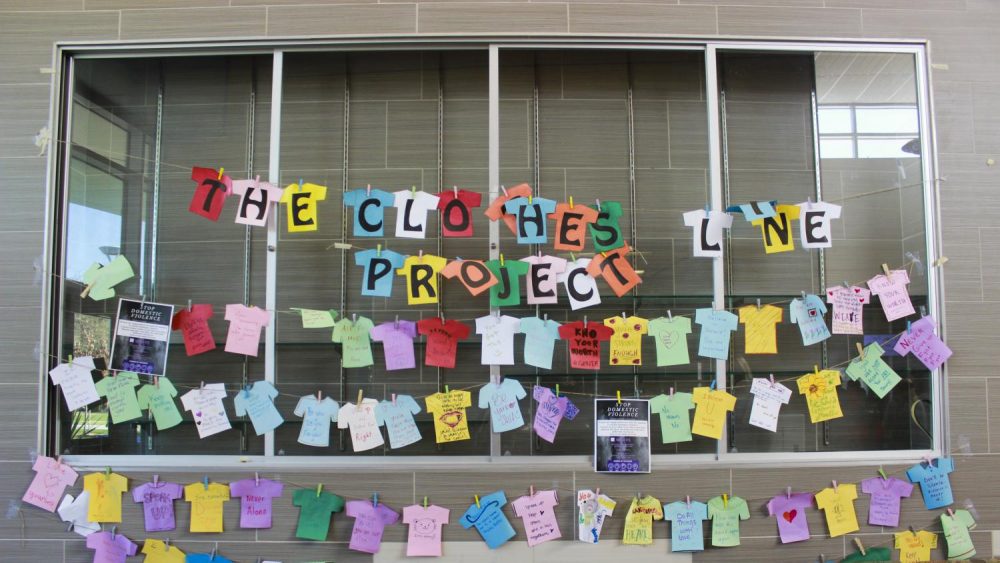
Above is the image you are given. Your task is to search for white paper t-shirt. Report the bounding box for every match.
[557,258,602,311]
[577,489,616,544]
[521,255,568,305]
[58,492,101,537]
[337,398,385,452]
[683,209,733,258]
[180,383,231,438]
[796,201,841,249]
[393,190,440,239]
[475,314,520,365]
[48,356,99,411]
[748,378,793,432]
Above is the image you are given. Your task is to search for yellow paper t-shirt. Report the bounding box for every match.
[895,530,937,563]
[280,182,327,232]
[396,254,448,305]
[797,370,843,423]
[603,315,648,366]
[141,539,186,563]
[83,472,128,522]
[425,390,472,443]
[184,482,231,533]
[738,304,782,354]
[750,204,800,254]
[623,496,663,545]
[814,484,859,537]
[691,387,737,439]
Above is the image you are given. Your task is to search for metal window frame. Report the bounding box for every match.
[40,37,945,471]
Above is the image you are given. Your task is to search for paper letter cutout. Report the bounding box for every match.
[587,245,642,297]
[683,209,732,258]
[425,390,472,443]
[751,204,800,254]
[826,285,871,335]
[189,166,232,221]
[393,190,440,239]
[180,383,231,438]
[441,259,497,296]
[231,178,282,227]
[484,183,532,235]
[503,196,557,244]
[577,489,615,544]
[343,188,395,237]
[81,256,134,301]
[438,188,481,237]
[551,202,598,252]
[797,369,843,423]
[417,318,470,369]
[521,254,567,305]
[797,200,841,249]
[511,490,561,546]
[589,201,625,252]
[649,392,694,444]
[479,378,527,433]
[748,378,792,432]
[397,254,447,305]
[280,182,327,232]
[293,394,339,447]
[558,258,602,310]
[171,304,215,356]
[893,316,952,370]
[460,491,515,549]
[484,258,529,307]
[355,249,405,298]
[233,380,284,436]
[223,304,269,357]
[23,455,77,512]
[815,484,860,537]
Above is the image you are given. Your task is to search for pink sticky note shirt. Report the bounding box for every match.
[403,504,450,557]
[224,304,269,356]
[132,481,183,532]
[867,270,915,322]
[346,500,400,554]
[229,478,284,529]
[861,477,913,527]
[512,490,562,547]
[23,456,77,512]
[86,531,137,563]
[893,316,952,371]
[767,493,814,544]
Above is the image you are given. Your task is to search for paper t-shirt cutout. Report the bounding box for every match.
[907,457,955,509]
[234,380,284,436]
[81,256,135,301]
[83,472,128,522]
[861,477,913,527]
[691,387,736,440]
[815,484,859,537]
[648,316,692,367]
[478,378,527,433]
[96,371,142,424]
[296,308,337,328]
[558,258,602,310]
[521,255,567,305]
[484,183,532,235]
[577,489,615,544]
[371,320,417,371]
[512,490,561,546]
[231,178,282,227]
[346,500,399,554]
[826,285,871,335]
[841,547,893,562]
[332,316,376,368]
[868,269,915,322]
[171,305,215,356]
[751,204,800,254]
[728,200,776,220]
[425,390,472,443]
[441,259,497,296]
[280,182,327,232]
[224,304,269,356]
[140,539,185,563]
[461,491,515,549]
[23,456,77,512]
[683,209,732,258]
[532,386,579,443]
[518,317,561,370]
[663,500,708,552]
[790,294,831,346]
[797,370,843,423]
[49,356,99,411]
[476,314,520,365]
[504,196,557,244]
[695,308,738,360]
[184,482,230,533]
[603,315,648,366]
[797,201,841,249]
[485,258,529,307]
[894,316,953,370]
[393,190,440,239]
[649,392,694,444]
[588,200,625,252]
[86,531,137,563]
[293,395,339,447]
[293,488,344,541]
[343,188,395,237]
[895,530,937,563]
[180,383,231,438]
[558,321,613,370]
[551,203,599,251]
[748,378,793,432]
[417,318,470,369]
[767,492,813,543]
[587,245,642,297]
[437,188,481,237]
[846,342,902,398]
[58,492,100,536]
[137,376,182,431]
[189,166,231,221]
[229,478,283,529]
[941,509,976,560]
[375,395,422,449]
[354,249,405,298]
[397,254,448,305]
[403,504,449,557]
[738,305,782,354]
[132,481,182,532]
[186,555,234,563]
[337,398,385,452]
[622,496,662,545]
[707,495,749,547]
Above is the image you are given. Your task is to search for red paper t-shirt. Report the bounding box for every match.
[437,189,482,237]
[189,166,232,221]
[417,318,471,369]
[558,321,613,370]
[171,304,216,356]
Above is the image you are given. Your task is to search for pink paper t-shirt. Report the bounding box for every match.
[512,490,561,547]
[403,504,450,557]
[224,304,270,356]
[22,456,77,512]
[228,478,284,529]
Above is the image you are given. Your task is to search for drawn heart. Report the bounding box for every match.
[44,472,61,489]
[782,510,797,523]
[853,287,861,293]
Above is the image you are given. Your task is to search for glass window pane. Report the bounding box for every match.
[857,137,920,158]
[856,106,919,134]
[818,107,853,134]
[819,138,855,159]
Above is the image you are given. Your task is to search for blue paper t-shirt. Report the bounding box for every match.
[343,188,395,236]
[694,308,738,360]
[233,380,284,435]
[906,457,955,509]
[186,555,234,563]
[790,293,831,346]
[478,378,527,433]
[461,491,516,549]
[354,249,406,298]
[663,500,708,552]
[503,197,557,244]
[517,317,562,370]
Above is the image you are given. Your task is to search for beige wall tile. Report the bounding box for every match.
[120,7,265,39]
[568,3,716,35]
[718,6,861,37]
[419,2,568,33]
[268,3,416,37]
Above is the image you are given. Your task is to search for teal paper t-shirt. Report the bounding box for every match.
[663,501,708,552]
[588,201,625,251]
[234,380,284,435]
[374,395,423,450]
[503,197,557,244]
[461,491,516,549]
[354,249,406,298]
[478,378,527,433]
[96,371,142,424]
[790,293,831,346]
[343,188,395,237]
[518,317,562,370]
[136,376,183,431]
[293,488,345,541]
[485,259,529,307]
[648,393,694,444]
[695,309,738,360]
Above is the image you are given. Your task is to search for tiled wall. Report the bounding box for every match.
[2,1,998,561]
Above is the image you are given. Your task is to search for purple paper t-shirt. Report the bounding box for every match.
[346,500,400,554]
[532,386,579,443]
[86,531,137,563]
[893,316,953,371]
[132,481,183,532]
[861,477,913,527]
[370,321,418,371]
[229,478,284,529]
[766,492,814,543]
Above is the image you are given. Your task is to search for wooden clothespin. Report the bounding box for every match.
[856,342,866,361]
[474,495,481,508]
[453,185,458,197]
[947,507,955,517]
[769,373,776,387]
[153,474,159,486]
[366,184,371,195]
[317,390,322,401]
[528,194,533,204]
[907,320,912,334]
[704,203,710,217]
[352,313,357,323]
[555,384,560,398]
[669,387,674,397]
[187,299,193,312]
[756,298,761,310]
[500,185,508,197]
[616,390,622,405]
[854,538,866,556]
[882,263,891,279]
[211,542,218,560]
[667,310,673,320]
[411,185,417,195]
[814,365,820,375]
[584,316,588,327]
[570,252,577,262]
[110,525,116,539]
[596,198,602,209]
[842,280,850,289]
[909,525,917,536]
[297,179,304,192]
[357,390,364,407]
[710,379,717,390]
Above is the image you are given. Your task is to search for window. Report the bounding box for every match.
[46,41,941,466]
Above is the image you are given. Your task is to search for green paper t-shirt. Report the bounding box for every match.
[136,376,183,430]
[95,371,141,423]
[648,392,694,444]
[647,316,692,367]
[332,316,376,368]
[840,547,892,562]
[485,259,529,307]
[588,201,625,252]
[293,488,345,541]
[707,495,750,547]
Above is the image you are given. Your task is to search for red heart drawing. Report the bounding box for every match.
[782,510,797,523]
[854,287,861,293]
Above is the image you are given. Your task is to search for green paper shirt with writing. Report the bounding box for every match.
[332,316,375,368]
[136,376,183,430]
[845,342,901,398]
[95,371,141,424]
[292,488,345,541]
[941,509,976,560]
[648,392,694,444]
[707,495,750,547]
